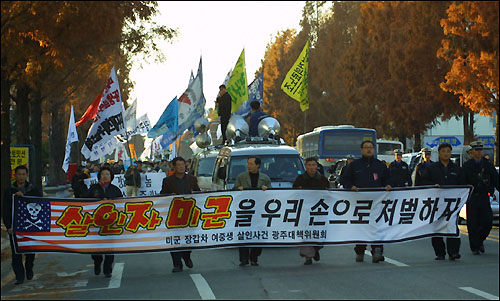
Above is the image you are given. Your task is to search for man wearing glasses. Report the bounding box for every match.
[342,140,392,263]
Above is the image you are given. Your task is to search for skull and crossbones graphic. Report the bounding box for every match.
[25,203,43,230]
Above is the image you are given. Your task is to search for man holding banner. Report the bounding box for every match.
[2,166,42,285]
[160,157,200,273]
[421,143,463,261]
[342,140,392,263]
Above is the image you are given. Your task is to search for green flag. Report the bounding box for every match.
[281,41,309,111]
[227,49,249,113]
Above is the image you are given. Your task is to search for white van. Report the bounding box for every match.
[212,142,305,190]
[190,148,220,191]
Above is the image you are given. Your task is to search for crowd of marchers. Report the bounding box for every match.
[2,139,498,285]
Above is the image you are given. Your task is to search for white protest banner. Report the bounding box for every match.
[62,105,79,172]
[81,66,125,160]
[13,186,471,254]
[84,172,166,197]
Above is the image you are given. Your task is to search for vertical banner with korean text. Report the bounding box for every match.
[81,66,125,160]
[10,146,30,183]
[12,186,471,254]
[281,41,309,111]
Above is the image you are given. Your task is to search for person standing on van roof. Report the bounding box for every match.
[215,84,232,144]
[293,157,329,265]
[388,149,411,187]
[421,143,463,261]
[248,101,267,137]
[413,148,433,186]
[161,157,200,273]
[342,140,392,263]
[461,141,499,255]
[234,156,271,267]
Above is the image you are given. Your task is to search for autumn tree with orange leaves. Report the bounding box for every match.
[1,1,177,198]
[437,1,499,164]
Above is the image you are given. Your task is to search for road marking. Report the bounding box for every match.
[1,263,124,299]
[190,273,216,300]
[364,251,409,267]
[459,287,499,300]
[57,270,88,277]
[108,263,124,289]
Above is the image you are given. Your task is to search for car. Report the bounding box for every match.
[459,167,499,225]
[212,141,305,190]
[190,148,220,191]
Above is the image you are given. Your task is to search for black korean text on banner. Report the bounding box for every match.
[12,186,471,254]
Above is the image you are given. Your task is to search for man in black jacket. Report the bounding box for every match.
[342,140,392,263]
[388,149,411,187]
[461,141,499,255]
[421,143,463,261]
[161,157,201,273]
[414,148,433,186]
[2,165,42,285]
[215,84,232,144]
[71,166,89,198]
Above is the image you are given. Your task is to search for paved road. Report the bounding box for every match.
[1,225,498,300]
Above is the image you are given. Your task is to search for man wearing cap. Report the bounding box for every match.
[388,149,411,187]
[461,141,499,255]
[414,148,433,186]
[338,154,355,188]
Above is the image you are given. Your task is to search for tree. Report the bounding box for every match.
[1,1,177,200]
[437,1,499,163]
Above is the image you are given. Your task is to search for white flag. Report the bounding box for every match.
[124,99,137,136]
[62,105,79,172]
[81,66,126,160]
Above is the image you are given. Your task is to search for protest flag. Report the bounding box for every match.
[281,41,309,111]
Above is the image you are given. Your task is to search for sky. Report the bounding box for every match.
[129,1,306,126]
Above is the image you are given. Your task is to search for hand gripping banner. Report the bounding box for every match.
[12,186,472,254]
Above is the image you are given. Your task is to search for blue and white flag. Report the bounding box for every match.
[148,97,179,139]
[234,72,264,119]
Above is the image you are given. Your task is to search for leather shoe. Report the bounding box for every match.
[479,243,485,253]
[304,258,313,265]
[250,261,259,266]
[104,273,112,278]
[239,261,249,267]
[355,254,364,262]
[184,258,194,269]
[172,266,183,273]
[15,279,24,285]
[472,250,480,255]
[449,254,461,260]
[26,269,34,280]
[313,250,320,261]
[435,255,445,260]
[94,264,101,275]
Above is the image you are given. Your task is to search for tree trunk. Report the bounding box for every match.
[463,111,475,145]
[398,133,406,152]
[1,73,12,208]
[413,133,421,152]
[14,83,30,144]
[48,100,67,186]
[495,112,499,166]
[30,90,43,192]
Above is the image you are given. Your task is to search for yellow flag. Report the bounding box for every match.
[227,49,249,113]
[281,41,309,111]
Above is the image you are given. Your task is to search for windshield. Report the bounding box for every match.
[227,155,305,183]
[378,142,402,155]
[196,157,217,177]
[322,130,376,156]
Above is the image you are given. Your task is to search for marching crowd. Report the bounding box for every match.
[2,140,498,284]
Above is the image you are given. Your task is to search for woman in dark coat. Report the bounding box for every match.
[86,166,122,278]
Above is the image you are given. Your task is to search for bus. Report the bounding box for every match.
[296,125,377,171]
[377,139,404,165]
